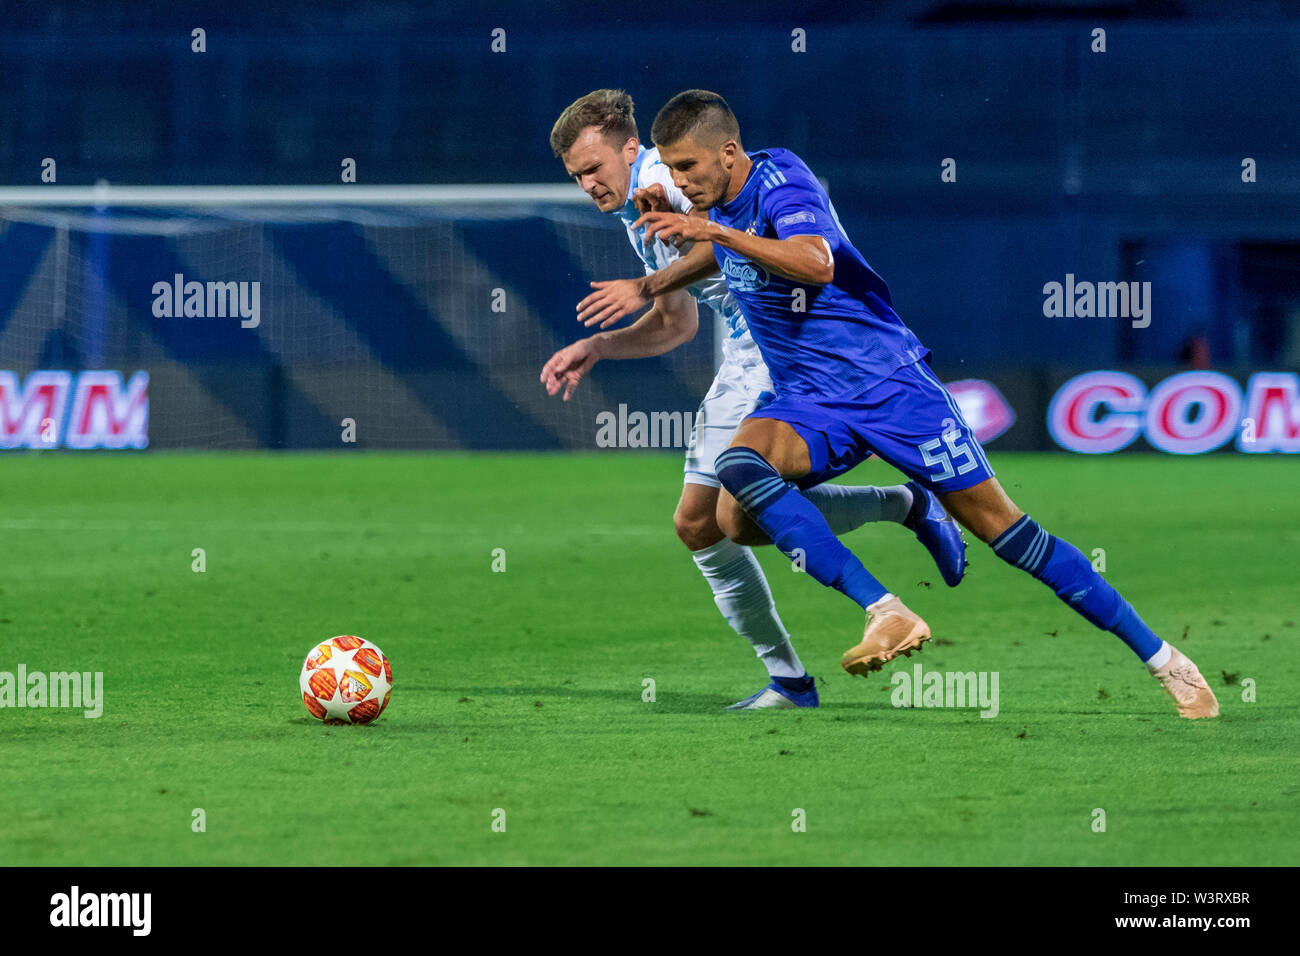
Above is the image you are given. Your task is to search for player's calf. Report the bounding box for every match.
[721,483,924,547]
[679,480,808,682]
[715,489,770,546]
[714,446,890,611]
[674,483,727,551]
[987,513,1165,656]
[945,480,1220,720]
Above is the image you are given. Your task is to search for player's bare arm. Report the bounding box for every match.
[575,277,652,329]
[570,182,673,329]
[590,285,698,358]
[576,220,719,328]
[542,287,698,400]
[642,228,719,294]
[636,211,833,286]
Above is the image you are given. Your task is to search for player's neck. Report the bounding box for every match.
[723,153,753,204]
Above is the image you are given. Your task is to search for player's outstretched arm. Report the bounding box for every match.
[636,211,833,286]
[576,226,720,329]
[575,277,653,329]
[542,289,699,401]
[642,236,719,297]
[595,287,699,359]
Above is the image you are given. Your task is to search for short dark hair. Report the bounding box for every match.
[651,90,741,149]
[550,89,638,158]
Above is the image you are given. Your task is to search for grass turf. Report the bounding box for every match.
[0,451,1295,866]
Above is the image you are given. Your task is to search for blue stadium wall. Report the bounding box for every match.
[1,204,1295,454]
[0,9,1297,451]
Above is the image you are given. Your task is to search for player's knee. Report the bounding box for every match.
[674,498,724,551]
[941,481,1023,545]
[726,420,809,477]
[715,494,765,545]
[970,503,1024,545]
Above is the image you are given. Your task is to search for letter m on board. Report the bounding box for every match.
[65,371,150,449]
[0,370,72,449]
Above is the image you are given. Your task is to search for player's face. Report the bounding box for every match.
[656,135,734,210]
[561,127,639,213]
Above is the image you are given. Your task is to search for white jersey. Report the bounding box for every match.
[616,146,764,366]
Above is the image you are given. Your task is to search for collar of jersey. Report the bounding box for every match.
[617,146,651,224]
[715,149,773,219]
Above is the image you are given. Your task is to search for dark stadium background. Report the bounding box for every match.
[0,0,1296,451]
[1,0,1298,893]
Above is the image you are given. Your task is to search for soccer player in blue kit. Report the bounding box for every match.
[542,89,967,711]
[633,90,1218,718]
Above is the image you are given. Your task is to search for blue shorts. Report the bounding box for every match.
[747,360,996,493]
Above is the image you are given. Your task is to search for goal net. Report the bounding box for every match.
[0,185,719,451]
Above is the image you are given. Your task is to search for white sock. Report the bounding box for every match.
[867,593,896,612]
[803,483,914,534]
[1144,641,1172,672]
[691,537,805,679]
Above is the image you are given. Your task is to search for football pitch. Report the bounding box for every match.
[0,451,1295,866]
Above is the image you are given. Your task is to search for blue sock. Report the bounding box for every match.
[715,447,888,610]
[991,515,1163,661]
[773,673,815,693]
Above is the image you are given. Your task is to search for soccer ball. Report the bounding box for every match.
[299,635,392,724]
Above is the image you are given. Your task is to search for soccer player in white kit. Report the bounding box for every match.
[542,90,966,709]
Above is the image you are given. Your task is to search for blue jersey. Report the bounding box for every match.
[613,146,749,343]
[708,148,930,398]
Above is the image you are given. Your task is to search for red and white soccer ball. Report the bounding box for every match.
[300,635,392,724]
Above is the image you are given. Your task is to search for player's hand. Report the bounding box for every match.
[540,337,601,402]
[576,278,649,329]
[631,183,671,215]
[632,210,714,248]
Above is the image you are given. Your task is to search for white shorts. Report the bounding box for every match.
[683,344,775,488]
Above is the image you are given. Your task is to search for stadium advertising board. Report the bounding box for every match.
[1049,370,1300,455]
[0,370,149,450]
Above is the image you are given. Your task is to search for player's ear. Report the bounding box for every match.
[621,137,640,162]
[720,140,738,169]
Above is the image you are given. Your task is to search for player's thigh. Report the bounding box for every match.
[685,351,762,483]
[728,416,811,478]
[938,477,1023,544]
[858,361,997,495]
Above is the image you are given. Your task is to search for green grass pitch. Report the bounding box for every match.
[0,451,1295,866]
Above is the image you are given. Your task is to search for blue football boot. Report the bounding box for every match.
[726,674,819,710]
[902,481,967,587]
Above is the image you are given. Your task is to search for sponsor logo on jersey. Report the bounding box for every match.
[721,257,770,292]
